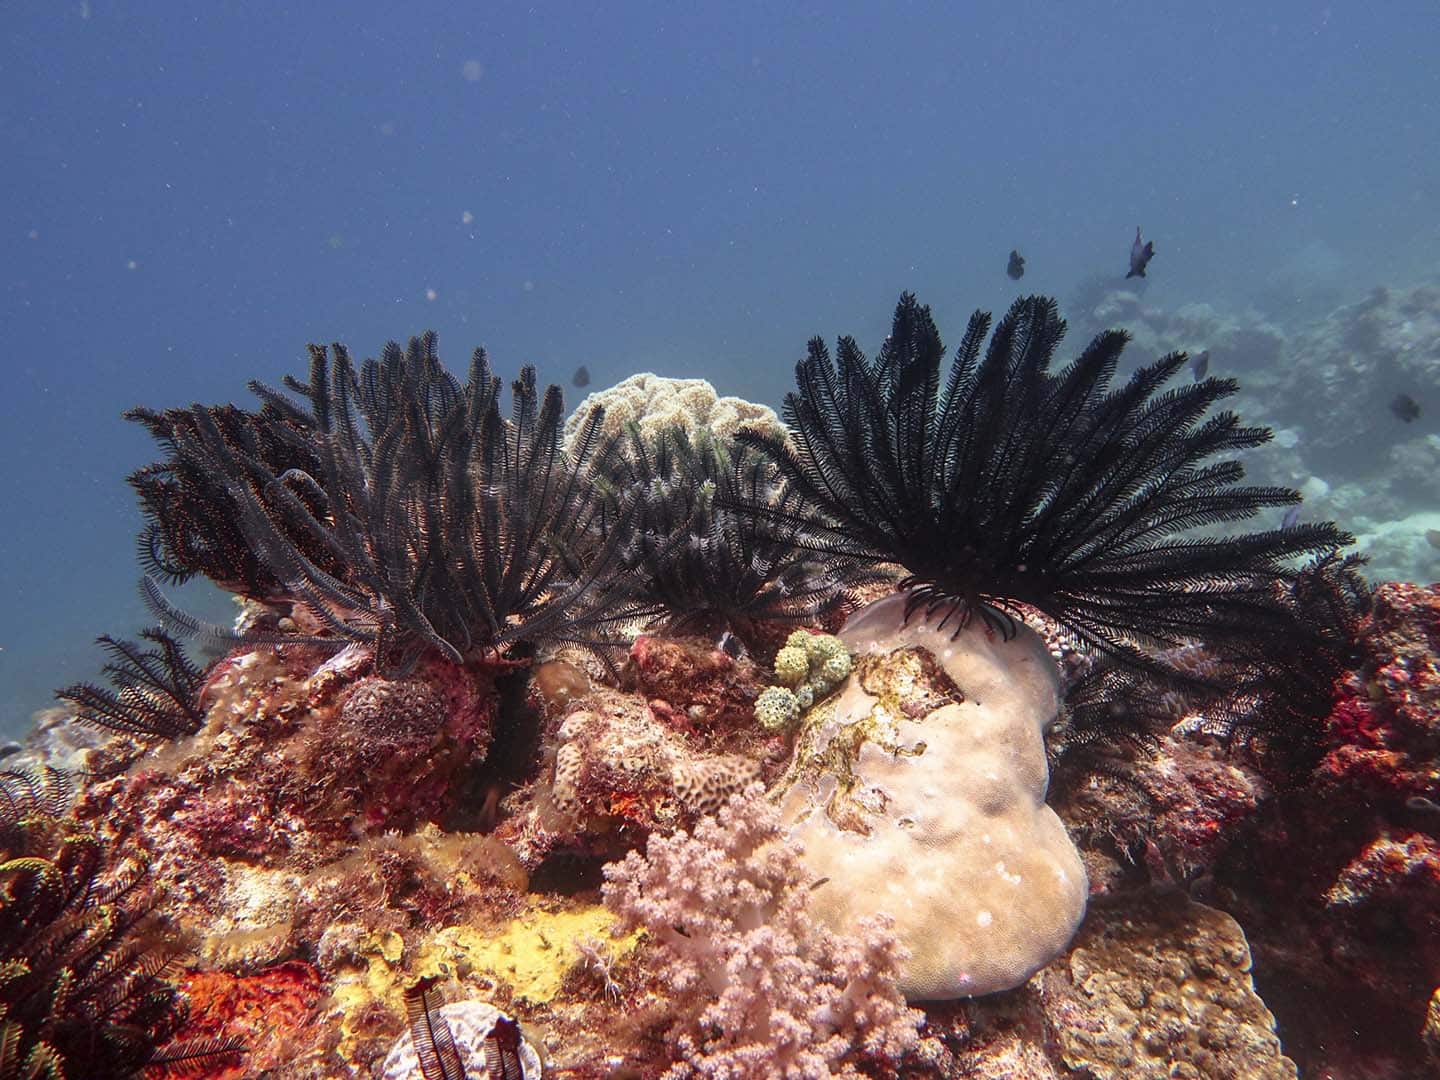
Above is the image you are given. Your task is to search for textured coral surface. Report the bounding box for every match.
[1045,891,1297,1080]
[780,592,1087,999]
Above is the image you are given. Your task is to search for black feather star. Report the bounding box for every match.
[736,292,1354,684]
[136,332,645,674]
[0,769,245,1078]
[125,403,343,595]
[56,627,207,741]
[595,423,879,649]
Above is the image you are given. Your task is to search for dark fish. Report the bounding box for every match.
[1126,226,1156,279]
[1425,529,1440,551]
[717,630,744,659]
[1006,250,1026,280]
[1189,350,1210,382]
[1281,506,1302,530]
[1406,795,1440,814]
[572,365,591,388]
[1390,393,1421,423]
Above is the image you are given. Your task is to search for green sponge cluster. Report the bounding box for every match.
[754,630,852,732]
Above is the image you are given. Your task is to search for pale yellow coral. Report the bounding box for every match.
[561,372,786,456]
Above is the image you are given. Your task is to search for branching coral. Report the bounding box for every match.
[737,291,1355,721]
[602,783,922,1078]
[134,332,647,674]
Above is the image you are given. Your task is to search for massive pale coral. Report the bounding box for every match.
[778,591,1087,999]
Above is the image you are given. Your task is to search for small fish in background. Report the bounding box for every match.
[1126,226,1156,278]
[1189,350,1210,382]
[1390,393,1421,423]
[1281,505,1302,529]
[572,365,591,388]
[1425,529,1440,551]
[1007,250,1026,280]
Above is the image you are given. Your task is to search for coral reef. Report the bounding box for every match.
[135,333,647,674]
[777,591,1087,998]
[595,424,877,650]
[0,768,243,1078]
[602,784,924,1078]
[1207,580,1440,1078]
[757,628,853,730]
[175,961,325,1078]
[623,632,766,733]
[37,290,1440,1077]
[1084,278,1440,584]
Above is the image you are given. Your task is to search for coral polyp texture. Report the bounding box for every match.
[601,783,924,1077]
[0,769,243,1079]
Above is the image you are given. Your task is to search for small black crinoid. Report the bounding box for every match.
[56,627,207,742]
[736,291,1354,689]
[593,423,879,651]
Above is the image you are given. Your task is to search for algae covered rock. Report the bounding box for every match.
[1046,890,1297,1080]
[775,591,1086,999]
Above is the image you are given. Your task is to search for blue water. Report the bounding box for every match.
[2,1,1437,737]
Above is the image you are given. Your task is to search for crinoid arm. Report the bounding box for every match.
[738,291,1354,695]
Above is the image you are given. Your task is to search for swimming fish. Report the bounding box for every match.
[1126,226,1156,279]
[1007,250,1026,280]
[1390,393,1421,423]
[1282,506,1302,529]
[1406,795,1440,814]
[572,365,591,388]
[1425,529,1440,551]
[1189,350,1210,382]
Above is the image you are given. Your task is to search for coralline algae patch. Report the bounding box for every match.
[178,961,327,1078]
[325,902,640,1063]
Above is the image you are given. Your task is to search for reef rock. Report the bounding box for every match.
[776,591,1087,999]
[1045,890,1297,1080]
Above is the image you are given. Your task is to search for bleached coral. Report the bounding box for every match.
[562,372,786,456]
[602,783,922,1078]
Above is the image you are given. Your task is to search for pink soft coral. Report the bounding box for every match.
[602,784,922,1078]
